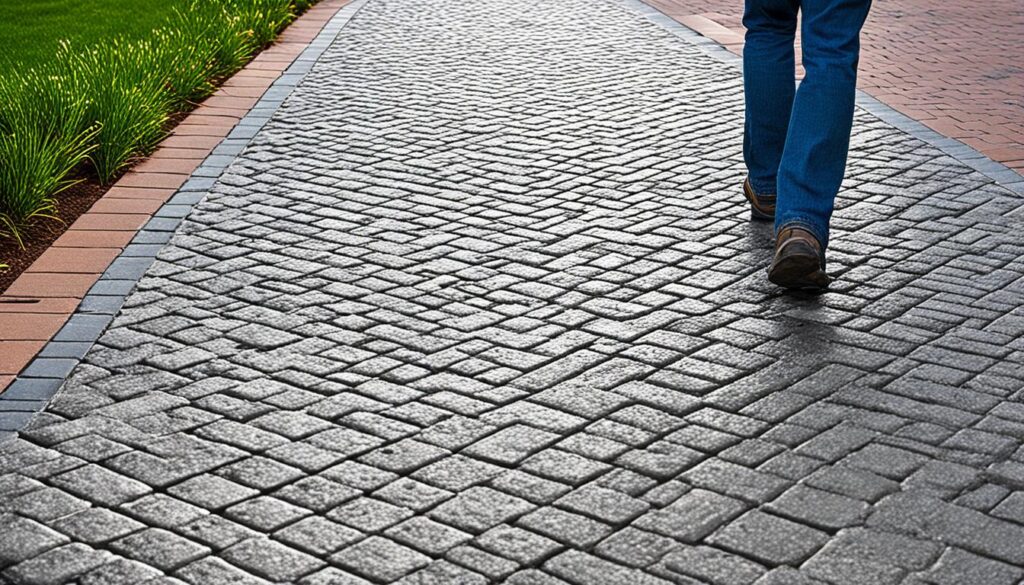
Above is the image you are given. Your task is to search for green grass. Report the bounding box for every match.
[0,0,188,76]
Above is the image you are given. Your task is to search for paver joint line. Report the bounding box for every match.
[1,0,1023,584]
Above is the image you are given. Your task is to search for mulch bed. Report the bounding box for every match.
[0,181,106,295]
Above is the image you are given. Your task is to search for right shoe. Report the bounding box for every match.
[767,226,830,291]
[742,178,776,221]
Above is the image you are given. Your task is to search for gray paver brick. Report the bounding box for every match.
[633,488,746,543]
[594,527,676,569]
[298,568,373,585]
[661,545,766,585]
[175,557,271,585]
[2,543,110,585]
[916,547,1023,585]
[221,537,326,582]
[428,487,534,534]
[109,528,210,572]
[443,545,518,580]
[475,524,562,566]
[0,515,70,566]
[225,495,310,532]
[9,487,91,523]
[167,474,260,511]
[276,516,362,556]
[555,485,649,524]
[411,456,504,492]
[81,558,163,585]
[50,508,145,545]
[517,507,613,549]
[275,476,361,512]
[545,550,673,585]
[682,459,790,503]
[393,560,489,585]
[385,516,474,556]
[121,494,209,529]
[176,515,257,552]
[331,537,431,582]
[462,424,561,466]
[708,510,829,566]
[765,484,869,530]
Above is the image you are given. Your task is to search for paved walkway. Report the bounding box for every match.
[647,0,1024,174]
[3,0,1024,584]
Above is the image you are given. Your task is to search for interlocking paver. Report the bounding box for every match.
[1,0,1024,583]
[0,515,69,566]
[331,536,431,582]
[220,537,325,582]
[0,543,109,585]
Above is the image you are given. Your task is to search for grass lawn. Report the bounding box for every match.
[0,0,187,74]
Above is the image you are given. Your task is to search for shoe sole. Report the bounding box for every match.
[768,254,830,291]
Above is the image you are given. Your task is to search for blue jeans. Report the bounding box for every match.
[743,0,871,249]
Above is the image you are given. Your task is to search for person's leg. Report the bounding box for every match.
[773,0,872,248]
[742,0,799,198]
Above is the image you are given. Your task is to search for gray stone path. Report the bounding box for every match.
[3,0,1024,583]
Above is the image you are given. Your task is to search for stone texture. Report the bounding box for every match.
[0,0,1022,584]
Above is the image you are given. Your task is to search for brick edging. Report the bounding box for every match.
[626,0,1024,196]
[0,0,372,438]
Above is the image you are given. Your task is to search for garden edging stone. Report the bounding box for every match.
[0,0,367,431]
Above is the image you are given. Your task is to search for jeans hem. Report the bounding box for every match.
[775,217,827,249]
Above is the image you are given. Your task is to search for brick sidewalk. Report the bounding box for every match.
[646,0,1024,173]
[2,0,1024,583]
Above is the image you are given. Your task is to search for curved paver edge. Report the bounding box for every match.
[0,0,374,444]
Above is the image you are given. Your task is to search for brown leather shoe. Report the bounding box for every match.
[743,178,776,221]
[768,226,830,291]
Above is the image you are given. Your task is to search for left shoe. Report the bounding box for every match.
[743,178,776,221]
[768,226,830,291]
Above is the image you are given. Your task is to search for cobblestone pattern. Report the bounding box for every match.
[3,0,1024,583]
[645,0,1024,173]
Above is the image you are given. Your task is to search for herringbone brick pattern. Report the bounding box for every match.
[2,0,1024,583]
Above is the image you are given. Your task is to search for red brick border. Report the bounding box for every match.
[0,0,352,394]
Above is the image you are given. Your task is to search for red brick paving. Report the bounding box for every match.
[102,187,178,201]
[0,298,81,315]
[51,230,136,249]
[69,213,151,232]
[3,273,101,299]
[115,172,189,190]
[27,248,121,274]
[646,0,1024,173]
[0,342,47,375]
[0,313,69,341]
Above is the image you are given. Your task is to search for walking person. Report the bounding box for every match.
[741,0,872,290]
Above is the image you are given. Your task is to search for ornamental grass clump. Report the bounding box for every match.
[60,40,173,183]
[152,23,218,108]
[162,1,255,83]
[227,0,295,50]
[0,66,97,247]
